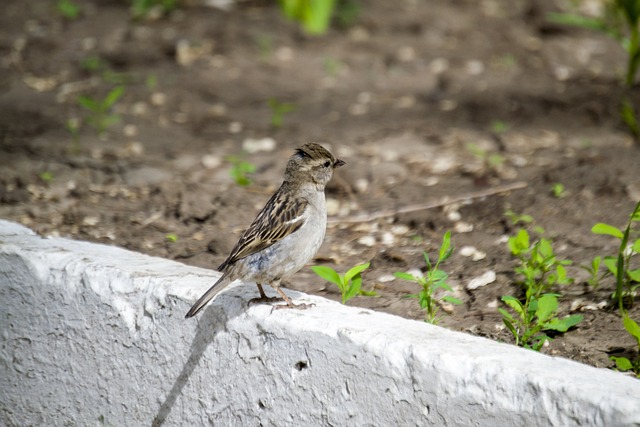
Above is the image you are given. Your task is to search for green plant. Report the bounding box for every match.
[268,98,295,129]
[548,1,640,139]
[551,183,567,198]
[490,120,510,134]
[131,0,178,19]
[500,229,583,350]
[165,233,178,242]
[38,171,54,183]
[581,255,606,287]
[278,0,337,34]
[57,0,81,19]
[226,155,256,186]
[504,209,534,226]
[591,200,640,309]
[466,142,505,174]
[394,231,462,324]
[77,86,124,135]
[311,262,375,304]
[610,311,640,377]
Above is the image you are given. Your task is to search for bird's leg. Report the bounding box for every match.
[249,283,282,305]
[273,288,314,310]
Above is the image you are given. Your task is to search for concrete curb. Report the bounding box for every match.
[1,219,639,426]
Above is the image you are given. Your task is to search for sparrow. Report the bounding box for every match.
[185,143,345,318]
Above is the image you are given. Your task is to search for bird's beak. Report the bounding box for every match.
[334,159,346,168]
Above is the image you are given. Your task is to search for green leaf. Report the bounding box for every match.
[103,86,125,109]
[628,269,640,283]
[343,275,362,303]
[311,265,342,286]
[535,294,558,324]
[502,295,525,318]
[359,289,378,297]
[438,231,453,261]
[623,313,640,343]
[632,239,640,253]
[544,314,584,332]
[394,271,417,282]
[344,262,370,283]
[546,12,609,32]
[610,356,633,371]
[591,223,624,239]
[442,296,462,305]
[603,256,618,275]
[78,95,99,112]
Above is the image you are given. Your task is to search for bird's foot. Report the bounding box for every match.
[272,302,315,310]
[249,296,282,305]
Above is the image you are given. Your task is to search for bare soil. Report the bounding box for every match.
[2,0,640,372]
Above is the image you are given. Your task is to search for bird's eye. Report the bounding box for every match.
[323,160,331,168]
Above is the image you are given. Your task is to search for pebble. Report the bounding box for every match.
[459,245,486,261]
[150,92,167,107]
[466,270,496,290]
[358,235,376,247]
[202,154,221,169]
[378,274,395,283]
[454,221,474,233]
[391,224,409,236]
[228,121,242,134]
[326,198,341,216]
[381,232,395,246]
[242,137,276,153]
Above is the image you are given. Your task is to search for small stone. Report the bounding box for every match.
[202,154,221,169]
[228,121,242,134]
[378,274,395,283]
[326,198,340,216]
[354,178,369,193]
[447,211,462,222]
[275,46,294,62]
[123,124,138,137]
[397,46,416,62]
[82,216,99,226]
[391,225,409,236]
[242,137,276,153]
[467,271,497,290]
[454,222,474,233]
[150,92,166,107]
[381,232,394,246]
[358,235,376,247]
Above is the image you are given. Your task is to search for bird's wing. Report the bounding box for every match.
[218,190,308,270]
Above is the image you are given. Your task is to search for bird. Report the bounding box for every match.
[185,143,345,318]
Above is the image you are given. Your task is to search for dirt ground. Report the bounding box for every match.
[2,0,640,372]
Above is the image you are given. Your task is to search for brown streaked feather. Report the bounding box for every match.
[218,189,308,271]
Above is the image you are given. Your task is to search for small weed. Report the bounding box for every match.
[38,171,54,183]
[131,0,178,19]
[165,233,178,243]
[610,312,640,377]
[394,231,462,324]
[490,120,510,134]
[323,57,343,77]
[311,262,375,304]
[551,183,567,198]
[278,0,337,35]
[591,201,640,309]
[77,86,125,136]
[255,33,273,60]
[57,0,81,19]
[580,255,606,288]
[146,74,157,90]
[226,155,256,187]
[504,209,533,226]
[500,229,583,350]
[466,142,505,175]
[268,98,295,129]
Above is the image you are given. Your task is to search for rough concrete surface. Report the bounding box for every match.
[1,219,639,426]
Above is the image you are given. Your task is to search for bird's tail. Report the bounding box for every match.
[185,272,230,318]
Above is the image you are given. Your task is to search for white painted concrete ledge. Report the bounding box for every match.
[1,219,639,426]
